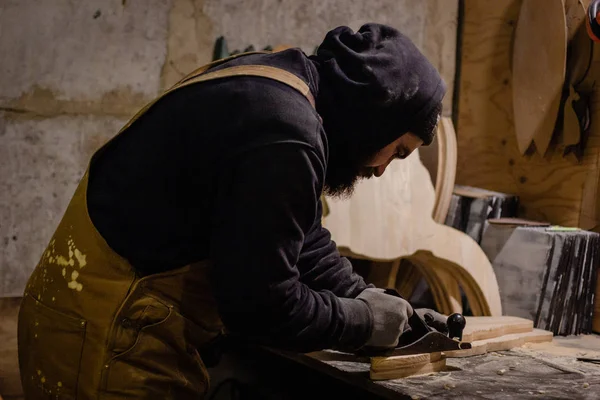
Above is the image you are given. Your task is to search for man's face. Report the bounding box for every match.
[324,132,423,198]
[360,132,424,178]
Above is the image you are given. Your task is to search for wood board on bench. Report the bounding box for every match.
[308,316,553,381]
[369,316,553,380]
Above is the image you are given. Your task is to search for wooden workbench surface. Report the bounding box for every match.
[302,340,600,399]
[208,336,600,400]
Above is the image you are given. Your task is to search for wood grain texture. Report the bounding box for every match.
[369,316,548,380]
[308,317,549,382]
[423,0,458,117]
[445,329,553,358]
[565,0,587,42]
[512,0,567,156]
[461,316,534,342]
[370,352,445,381]
[456,0,600,230]
[323,130,502,315]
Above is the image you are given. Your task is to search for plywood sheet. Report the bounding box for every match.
[456,0,600,230]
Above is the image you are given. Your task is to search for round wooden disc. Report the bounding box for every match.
[512,0,567,155]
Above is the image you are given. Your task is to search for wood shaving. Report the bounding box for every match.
[444,383,456,390]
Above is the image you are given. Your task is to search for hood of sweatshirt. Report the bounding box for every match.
[310,23,446,156]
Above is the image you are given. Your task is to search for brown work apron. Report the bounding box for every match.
[17,52,316,399]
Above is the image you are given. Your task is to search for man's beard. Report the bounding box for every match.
[323,154,375,199]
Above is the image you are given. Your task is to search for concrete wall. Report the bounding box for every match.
[0,0,458,297]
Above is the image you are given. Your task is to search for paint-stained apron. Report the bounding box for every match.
[17,52,317,399]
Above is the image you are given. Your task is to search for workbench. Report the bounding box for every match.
[207,336,600,399]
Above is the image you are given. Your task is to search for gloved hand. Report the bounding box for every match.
[415,308,448,334]
[356,288,414,349]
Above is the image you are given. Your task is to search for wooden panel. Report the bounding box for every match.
[423,0,459,117]
[461,316,533,342]
[370,352,445,381]
[445,329,553,358]
[456,0,600,230]
[370,317,551,379]
[312,316,551,381]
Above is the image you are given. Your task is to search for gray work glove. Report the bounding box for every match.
[415,308,448,334]
[357,288,413,349]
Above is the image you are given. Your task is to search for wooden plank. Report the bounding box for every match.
[456,0,600,230]
[369,317,549,380]
[263,339,600,397]
[423,0,459,118]
[370,352,445,381]
[366,316,548,379]
[308,316,543,382]
[461,316,534,341]
[487,218,550,226]
[445,329,553,358]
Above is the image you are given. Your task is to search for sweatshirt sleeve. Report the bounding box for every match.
[297,202,373,298]
[209,143,372,352]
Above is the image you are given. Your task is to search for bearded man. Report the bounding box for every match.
[18,23,446,399]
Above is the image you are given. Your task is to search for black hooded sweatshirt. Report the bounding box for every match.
[87,23,446,352]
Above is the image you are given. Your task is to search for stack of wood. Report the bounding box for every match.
[480,220,600,335]
[444,185,519,244]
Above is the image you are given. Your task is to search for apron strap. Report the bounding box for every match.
[118,55,316,135]
[176,65,315,107]
[174,51,270,86]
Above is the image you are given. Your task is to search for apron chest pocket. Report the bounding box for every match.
[18,294,87,399]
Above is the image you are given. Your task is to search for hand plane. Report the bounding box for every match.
[360,289,472,357]
[385,312,472,357]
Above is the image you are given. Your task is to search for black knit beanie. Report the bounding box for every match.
[311,23,446,153]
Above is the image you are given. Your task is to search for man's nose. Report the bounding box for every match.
[374,159,393,177]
